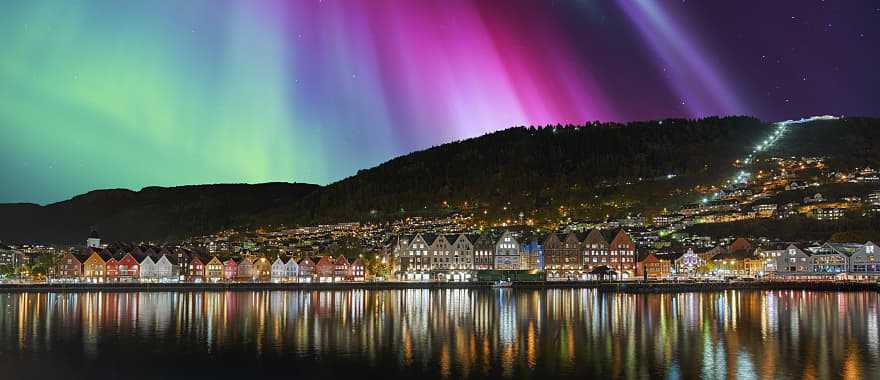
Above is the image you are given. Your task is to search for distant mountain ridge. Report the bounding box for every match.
[0,183,319,244]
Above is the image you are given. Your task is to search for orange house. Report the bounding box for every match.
[82,249,107,283]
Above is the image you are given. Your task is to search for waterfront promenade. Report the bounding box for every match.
[0,280,877,293]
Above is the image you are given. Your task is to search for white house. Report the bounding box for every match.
[154,255,179,282]
[848,242,879,278]
[494,231,521,270]
[139,255,158,282]
[271,258,287,283]
[284,258,300,281]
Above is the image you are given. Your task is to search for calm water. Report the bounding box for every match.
[0,289,878,379]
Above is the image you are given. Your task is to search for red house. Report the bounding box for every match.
[315,256,335,282]
[223,259,238,281]
[298,258,315,282]
[189,255,206,282]
[103,251,119,281]
[334,255,351,281]
[58,252,85,280]
[117,252,140,281]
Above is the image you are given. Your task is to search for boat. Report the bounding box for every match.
[492,280,512,288]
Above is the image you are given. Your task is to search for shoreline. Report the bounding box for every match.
[0,281,878,293]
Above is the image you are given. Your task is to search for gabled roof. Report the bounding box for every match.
[316,256,335,266]
[422,234,439,246]
[335,255,350,265]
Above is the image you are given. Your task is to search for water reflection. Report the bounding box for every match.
[0,290,878,379]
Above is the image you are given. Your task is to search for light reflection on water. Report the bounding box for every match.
[0,290,878,379]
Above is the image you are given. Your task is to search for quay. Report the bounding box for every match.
[0,280,877,293]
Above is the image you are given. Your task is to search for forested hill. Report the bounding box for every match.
[0,183,319,244]
[271,116,769,224]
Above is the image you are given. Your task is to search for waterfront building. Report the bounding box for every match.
[271,257,288,283]
[58,252,85,280]
[773,244,811,275]
[674,248,705,274]
[188,255,205,283]
[493,231,521,271]
[81,248,106,283]
[334,255,351,281]
[154,254,179,282]
[807,243,856,274]
[117,252,140,281]
[205,257,224,282]
[351,257,365,281]
[315,256,335,282]
[237,257,254,281]
[446,234,475,281]
[298,258,315,282]
[253,256,271,281]
[849,242,880,277]
[103,252,118,281]
[581,229,609,274]
[543,232,580,280]
[473,233,496,271]
[520,239,544,271]
[222,259,238,281]
[608,230,637,278]
[636,253,672,279]
[139,254,158,282]
[710,249,763,277]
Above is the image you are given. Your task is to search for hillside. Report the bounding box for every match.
[763,117,880,167]
[6,116,876,244]
[271,116,770,224]
[0,183,319,244]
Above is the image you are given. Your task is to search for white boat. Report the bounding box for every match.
[492,280,512,288]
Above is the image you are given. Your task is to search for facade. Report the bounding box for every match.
[608,230,637,277]
[849,242,880,277]
[543,232,580,280]
[520,240,544,270]
[351,257,365,281]
[237,258,254,281]
[188,256,205,282]
[637,253,672,279]
[674,248,705,274]
[473,234,496,271]
[315,256,335,282]
[117,253,140,281]
[298,258,315,282]
[445,234,474,281]
[252,257,271,282]
[395,234,431,280]
[711,249,763,277]
[334,255,351,281]
[205,257,224,282]
[81,249,106,283]
[58,253,85,280]
[223,259,238,280]
[154,254,179,282]
[493,231,521,270]
[772,244,812,275]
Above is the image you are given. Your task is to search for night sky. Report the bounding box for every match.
[1,0,878,204]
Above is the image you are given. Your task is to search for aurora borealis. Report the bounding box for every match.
[1,1,878,204]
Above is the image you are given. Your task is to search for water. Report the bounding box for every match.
[0,289,877,379]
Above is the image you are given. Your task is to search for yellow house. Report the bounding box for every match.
[82,249,107,283]
[205,257,224,282]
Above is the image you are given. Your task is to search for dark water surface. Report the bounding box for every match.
[0,289,878,379]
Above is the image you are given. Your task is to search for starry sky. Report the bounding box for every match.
[1,0,878,204]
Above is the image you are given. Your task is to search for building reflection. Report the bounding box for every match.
[0,289,878,378]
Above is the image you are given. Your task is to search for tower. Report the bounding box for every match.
[86,229,101,248]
